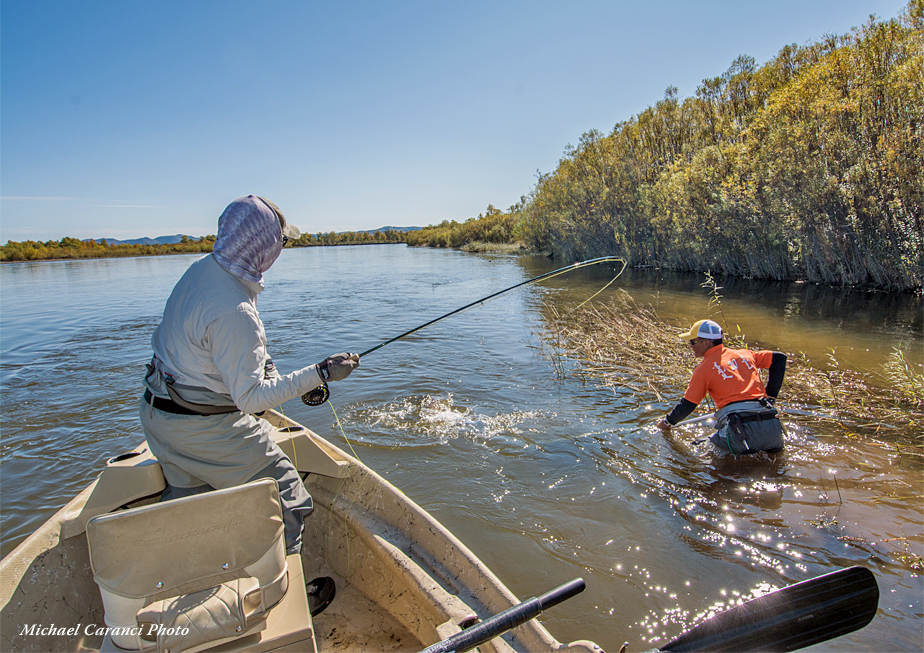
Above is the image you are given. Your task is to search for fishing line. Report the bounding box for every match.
[323,397,377,579]
[302,256,627,407]
[673,407,841,428]
[329,400,362,462]
[358,256,626,359]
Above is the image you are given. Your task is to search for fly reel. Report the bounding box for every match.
[302,382,330,406]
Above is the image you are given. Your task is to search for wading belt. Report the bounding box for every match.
[144,359,241,416]
[733,410,778,425]
[144,389,202,416]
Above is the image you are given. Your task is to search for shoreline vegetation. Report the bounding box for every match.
[0,230,408,263]
[408,4,923,293]
[4,4,922,291]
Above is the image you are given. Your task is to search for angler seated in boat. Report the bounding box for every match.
[139,195,359,565]
[68,417,353,653]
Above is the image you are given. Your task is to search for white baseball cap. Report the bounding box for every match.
[678,319,723,341]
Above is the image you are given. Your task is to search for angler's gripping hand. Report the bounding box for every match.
[318,352,360,382]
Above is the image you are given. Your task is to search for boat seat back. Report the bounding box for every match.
[86,478,288,653]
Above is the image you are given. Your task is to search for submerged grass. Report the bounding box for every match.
[539,289,924,453]
[459,241,531,254]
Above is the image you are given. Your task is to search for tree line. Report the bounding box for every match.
[403,205,519,248]
[6,4,920,289]
[411,3,923,291]
[0,230,408,262]
[0,236,216,262]
[289,229,407,246]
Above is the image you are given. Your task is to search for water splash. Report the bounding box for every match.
[354,393,540,442]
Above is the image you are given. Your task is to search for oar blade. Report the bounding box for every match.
[663,566,879,652]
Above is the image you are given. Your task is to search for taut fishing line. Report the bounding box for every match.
[302,256,627,407]
[323,397,381,578]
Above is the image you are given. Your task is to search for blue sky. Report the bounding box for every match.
[1,0,911,242]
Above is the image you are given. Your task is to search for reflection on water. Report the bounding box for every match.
[1,246,921,652]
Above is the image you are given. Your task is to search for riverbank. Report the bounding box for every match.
[1,238,534,263]
[399,7,924,292]
[0,237,409,263]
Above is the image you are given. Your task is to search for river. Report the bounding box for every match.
[1,245,921,651]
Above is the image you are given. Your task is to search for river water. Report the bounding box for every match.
[1,245,921,651]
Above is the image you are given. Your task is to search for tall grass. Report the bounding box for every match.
[538,290,923,451]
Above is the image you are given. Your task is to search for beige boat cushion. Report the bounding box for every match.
[137,577,260,652]
[86,479,288,652]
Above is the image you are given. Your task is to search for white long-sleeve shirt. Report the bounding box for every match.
[147,253,323,414]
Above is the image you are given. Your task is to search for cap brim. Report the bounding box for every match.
[678,330,697,341]
[282,223,300,239]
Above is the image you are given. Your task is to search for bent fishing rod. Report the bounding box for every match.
[303,256,626,405]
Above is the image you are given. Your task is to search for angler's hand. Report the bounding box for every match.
[656,418,672,433]
[318,353,360,382]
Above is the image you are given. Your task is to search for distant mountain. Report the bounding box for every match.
[370,226,421,232]
[335,226,422,235]
[85,234,194,246]
[87,227,421,244]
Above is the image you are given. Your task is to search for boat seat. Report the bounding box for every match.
[86,478,316,653]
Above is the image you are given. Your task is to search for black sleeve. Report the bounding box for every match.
[666,398,698,425]
[765,352,787,398]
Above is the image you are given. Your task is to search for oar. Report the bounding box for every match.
[658,566,879,652]
[419,578,586,653]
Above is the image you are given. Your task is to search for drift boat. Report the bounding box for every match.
[0,411,602,653]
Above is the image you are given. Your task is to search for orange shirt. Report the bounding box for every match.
[683,345,774,409]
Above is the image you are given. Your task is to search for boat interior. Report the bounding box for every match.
[0,412,600,653]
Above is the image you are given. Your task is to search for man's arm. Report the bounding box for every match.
[765,352,787,398]
[657,398,698,432]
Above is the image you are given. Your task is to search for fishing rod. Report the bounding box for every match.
[303,256,626,405]
[676,413,716,427]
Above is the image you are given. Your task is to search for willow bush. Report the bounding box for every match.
[518,3,923,291]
